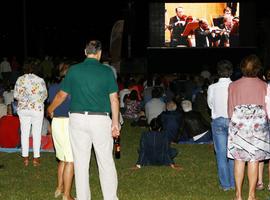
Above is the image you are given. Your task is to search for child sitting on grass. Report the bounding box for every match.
[134,117,181,170]
[0,104,20,148]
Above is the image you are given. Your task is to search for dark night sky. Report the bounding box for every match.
[1,0,269,68]
[0,1,143,60]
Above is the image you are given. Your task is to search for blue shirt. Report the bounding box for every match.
[48,83,71,117]
[136,130,175,166]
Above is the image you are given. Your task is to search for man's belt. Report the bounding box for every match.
[69,111,109,116]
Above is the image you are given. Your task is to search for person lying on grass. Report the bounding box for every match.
[133,117,181,170]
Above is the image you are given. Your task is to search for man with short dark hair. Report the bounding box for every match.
[207,59,235,191]
[135,117,179,170]
[194,19,212,47]
[168,7,188,47]
[47,40,120,200]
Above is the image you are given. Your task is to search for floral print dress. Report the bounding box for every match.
[227,104,270,161]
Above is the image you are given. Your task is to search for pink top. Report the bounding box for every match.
[265,84,270,119]
[228,77,267,118]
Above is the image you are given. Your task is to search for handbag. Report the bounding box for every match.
[11,100,18,116]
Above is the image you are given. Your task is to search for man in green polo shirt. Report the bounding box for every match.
[47,40,120,200]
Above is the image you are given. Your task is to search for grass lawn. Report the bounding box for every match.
[0,121,269,200]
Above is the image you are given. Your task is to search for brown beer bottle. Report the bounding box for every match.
[114,137,120,159]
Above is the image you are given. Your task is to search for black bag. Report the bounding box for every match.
[11,101,18,116]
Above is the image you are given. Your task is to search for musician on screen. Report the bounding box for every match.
[218,15,233,47]
[168,7,188,47]
[215,6,239,47]
[194,19,218,47]
[230,17,239,47]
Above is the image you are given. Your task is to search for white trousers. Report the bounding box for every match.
[18,109,44,158]
[69,113,118,200]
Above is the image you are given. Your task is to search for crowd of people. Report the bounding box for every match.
[0,45,270,200]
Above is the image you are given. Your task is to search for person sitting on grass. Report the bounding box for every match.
[158,100,182,144]
[145,87,166,124]
[134,117,181,170]
[123,90,141,120]
[0,104,20,148]
[178,100,212,143]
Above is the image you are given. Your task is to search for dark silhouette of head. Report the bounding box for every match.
[149,118,162,131]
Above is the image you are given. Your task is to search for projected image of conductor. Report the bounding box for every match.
[168,7,188,47]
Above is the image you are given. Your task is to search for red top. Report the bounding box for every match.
[0,115,20,148]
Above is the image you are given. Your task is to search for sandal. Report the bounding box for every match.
[54,188,63,198]
[256,182,264,190]
[232,197,241,200]
[247,197,259,200]
[62,196,76,200]
[33,158,40,167]
[23,157,29,167]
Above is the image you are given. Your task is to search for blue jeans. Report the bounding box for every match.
[211,117,235,189]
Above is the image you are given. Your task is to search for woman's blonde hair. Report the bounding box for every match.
[240,54,262,77]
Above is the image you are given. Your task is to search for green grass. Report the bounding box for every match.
[0,121,269,200]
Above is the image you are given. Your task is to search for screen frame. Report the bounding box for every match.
[148,0,256,48]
